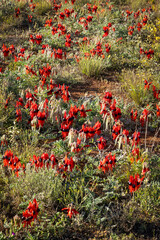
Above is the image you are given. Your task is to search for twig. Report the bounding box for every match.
[151,127,160,152]
[144,116,148,151]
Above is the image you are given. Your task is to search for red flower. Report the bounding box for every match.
[128,174,144,194]
[53,3,62,12]
[29,102,38,121]
[131,131,140,146]
[16,98,24,108]
[15,8,20,18]
[86,15,93,23]
[58,24,66,35]
[134,10,140,19]
[79,104,91,118]
[142,15,148,26]
[112,123,121,140]
[126,10,133,17]
[35,34,42,45]
[29,3,36,12]
[22,209,33,227]
[87,3,92,13]
[45,19,52,27]
[65,34,72,48]
[128,26,134,35]
[9,44,15,55]
[144,49,154,59]
[109,100,121,120]
[93,121,101,136]
[61,84,70,102]
[64,9,71,18]
[3,151,22,177]
[100,102,108,116]
[59,12,65,20]
[122,129,129,144]
[62,206,79,218]
[137,22,142,31]
[142,165,150,176]
[71,138,83,153]
[103,91,112,104]
[103,26,109,38]
[30,155,40,170]
[62,111,74,126]
[61,123,70,139]
[69,105,79,118]
[22,199,40,227]
[81,123,100,139]
[97,136,106,150]
[144,79,152,90]
[50,154,58,169]
[130,109,137,121]
[92,5,98,13]
[3,150,14,167]
[53,48,62,59]
[130,147,140,163]
[98,153,116,173]
[81,124,90,139]
[28,15,32,23]
[2,44,9,57]
[152,85,160,100]
[30,34,35,43]
[16,109,22,122]
[140,48,144,55]
[105,43,111,53]
[140,109,149,127]
[40,152,51,169]
[52,26,57,35]
[156,104,160,117]
[75,30,80,36]
[63,155,75,172]
[37,111,46,127]
[5,97,10,109]
[25,65,37,76]
[41,44,48,54]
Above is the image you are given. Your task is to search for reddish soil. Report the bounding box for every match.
[70,74,125,101]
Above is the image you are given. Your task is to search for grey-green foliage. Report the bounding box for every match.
[134,181,160,218]
[10,165,63,208]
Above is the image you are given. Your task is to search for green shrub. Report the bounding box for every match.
[119,69,154,106]
[78,56,107,77]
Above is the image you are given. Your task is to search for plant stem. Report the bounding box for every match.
[145,116,148,151]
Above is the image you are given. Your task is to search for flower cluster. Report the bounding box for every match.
[3,150,25,177]
[98,153,116,173]
[103,23,112,38]
[97,136,106,150]
[30,153,58,170]
[22,199,40,227]
[128,174,144,194]
[140,108,149,127]
[144,80,160,101]
[80,121,101,139]
[130,109,137,121]
[30,34,42,45]
[52,24,66,36]
[100,92,121,121]
[140,48,154,59]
